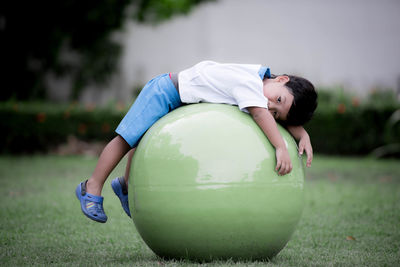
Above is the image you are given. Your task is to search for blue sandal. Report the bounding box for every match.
[111,177,131,217]
[75,180,107,223]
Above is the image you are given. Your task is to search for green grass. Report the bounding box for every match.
[0,155,399,266]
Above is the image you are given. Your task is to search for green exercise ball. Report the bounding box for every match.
[129,103,304,261]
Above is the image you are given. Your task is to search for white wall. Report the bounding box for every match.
[80,0,400,104]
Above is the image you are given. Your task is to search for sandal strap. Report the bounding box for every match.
[80,180,88,196]
[118,176,128,195]
[84,192,104,204]
[81,180,104,203]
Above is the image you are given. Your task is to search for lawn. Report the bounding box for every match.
[0,155,399,266]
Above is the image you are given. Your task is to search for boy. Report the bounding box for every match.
[76,61,317,223]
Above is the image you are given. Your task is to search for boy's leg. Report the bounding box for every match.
[86,135,131,196]
[76,135,131,223]
[124,148,136,184]
[110,148,135,217]
[78,73,181,221]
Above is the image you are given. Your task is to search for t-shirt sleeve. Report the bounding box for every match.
[232,82,269,112]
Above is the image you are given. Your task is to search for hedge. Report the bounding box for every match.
[0,102,123,153]
[1,94,399,156]
[305,89,400,156]
[306,104,399,155]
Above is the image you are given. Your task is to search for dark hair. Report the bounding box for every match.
[271,74,318,126]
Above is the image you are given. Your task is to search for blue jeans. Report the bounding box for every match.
[116,74,182,147]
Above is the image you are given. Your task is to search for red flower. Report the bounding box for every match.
[337,103,346,114]
[78,123,87,135]
[101,123,110,133]
[36,112,46,123]
[63,111,71,119]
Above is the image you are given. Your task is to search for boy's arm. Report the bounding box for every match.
[247,106,292,175]
[287,125,313,167]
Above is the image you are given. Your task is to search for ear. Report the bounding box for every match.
[277,75,290,83]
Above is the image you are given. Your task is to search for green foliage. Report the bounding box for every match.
[1,88,399,155]
[1,0,213,101]
[305,88,400,156]
[0,102,125,153]
[134,0,212,22]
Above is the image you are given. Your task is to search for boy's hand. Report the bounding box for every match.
[275,147,293,175]
[247,107,293,176]
[286,125,314,168]
[298,135,313,167]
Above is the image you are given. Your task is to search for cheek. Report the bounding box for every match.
[268,109,276,117]
[282,105,291,119]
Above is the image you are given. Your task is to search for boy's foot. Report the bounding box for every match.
[111,177,131,217]
[75,180,107,223]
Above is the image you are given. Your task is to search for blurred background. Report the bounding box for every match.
[2,2,400,265]
[82,0,400,104]
[1,0,399,156]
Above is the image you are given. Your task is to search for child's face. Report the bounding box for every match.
[263,76,294,121]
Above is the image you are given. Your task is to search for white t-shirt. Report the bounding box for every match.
[178,61,269,112]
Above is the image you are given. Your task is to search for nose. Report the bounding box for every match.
[268,101,276,109]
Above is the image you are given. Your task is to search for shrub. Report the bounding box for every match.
[305,89,400,155]
[0,102,124,153]
[1,89,399,156]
